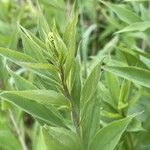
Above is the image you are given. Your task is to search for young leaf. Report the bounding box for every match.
[118,80,131,110]
[53,30,67,64]
[18,25,46,63]
[38,12,50,42]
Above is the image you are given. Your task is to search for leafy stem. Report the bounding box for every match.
[59,65,80,136]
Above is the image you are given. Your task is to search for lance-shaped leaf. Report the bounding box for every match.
[104,66,150,88]
[18,25,46,63]
[116,21,150,34]
[64,12,78,80]
[100,1,142,24]
[8,68,38,90]
[88,115,136,150]
[2,90,70,107]
[0,47,36,63]
[0,56,9,88]
[0,47,61,87]
[0,92,67,128]
[42,126,81,150]
[81,90,101,150]
[81,63,101,106]
[71,57,82,113]
[38,12,50,42]
[105,72,120,107]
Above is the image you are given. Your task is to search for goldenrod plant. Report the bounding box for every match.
[0,0,150,150]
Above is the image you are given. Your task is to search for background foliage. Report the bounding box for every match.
[0,0,150,150]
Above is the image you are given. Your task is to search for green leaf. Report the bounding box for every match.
[3,90,70,107]
[8,68,38,90]
[100,1,142,24]
[81,90,100,150]
[82,24,97,74]
[53,30,67,64]
[98,82,117,109]
[9,25,19,50]
[116,22,150,34]
[0,48,61,87]
[132,49,150,59]
[38,12,50,42]
[22,27,52,61]
[20,62,59,79]
[64,12,78,80]
[33,125,46,150]
[88,115,135,150]
[104,66,150,88]
[81,63,101,106]
[42,126,81,150]
[18,25,46,63]
[70,57,82,113]
[0,92,67,128]
[105,72,120,107]
[0,56,9,88]
[118,80,131,110]
[0,47,36,63]
[127,118,145,132]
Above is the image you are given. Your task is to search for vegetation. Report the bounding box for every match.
[0,0,150,150]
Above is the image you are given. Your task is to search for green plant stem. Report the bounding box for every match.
[9,109,28,150]
[59,66,80,136]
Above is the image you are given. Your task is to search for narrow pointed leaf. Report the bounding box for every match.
[100,1,142,24]
[89,115,135,150]
[3,90,70,107]
[116,22,150,34]
[0,92,67,127]
[104,66,150,88]
[0,47,36,63]
[81,63,101,106]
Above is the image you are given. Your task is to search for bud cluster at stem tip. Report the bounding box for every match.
[46,32,59,60]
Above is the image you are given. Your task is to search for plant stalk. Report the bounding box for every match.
[59,66,80,136]
[9,109,28,150]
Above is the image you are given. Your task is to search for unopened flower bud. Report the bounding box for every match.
[46,32,58,59]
